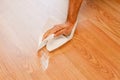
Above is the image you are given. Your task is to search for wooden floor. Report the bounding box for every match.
[0,0,120,80]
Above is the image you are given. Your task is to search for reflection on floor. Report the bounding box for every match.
[0,0,120,80]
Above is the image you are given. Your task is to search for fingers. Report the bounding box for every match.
[42,22,74,40]
[54,29,65,37]
[42,29,51,40]
[49,25,63,35]
[42,25,63,40]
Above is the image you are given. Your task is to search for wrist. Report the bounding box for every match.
[65,21,74,26]
[65,21,74,29]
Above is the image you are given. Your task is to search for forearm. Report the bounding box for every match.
[66,0,83,24]
[42,0,83,39]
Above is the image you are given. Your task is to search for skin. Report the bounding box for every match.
[37,0,83,65]
[42,0,83,40]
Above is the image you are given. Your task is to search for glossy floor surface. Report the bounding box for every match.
[0,0,120,80]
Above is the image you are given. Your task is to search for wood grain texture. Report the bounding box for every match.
[0,0,120,80]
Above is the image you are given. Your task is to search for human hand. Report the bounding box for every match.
[42,22,74,40]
